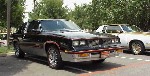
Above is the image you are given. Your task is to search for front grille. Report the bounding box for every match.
[88,40,100,48]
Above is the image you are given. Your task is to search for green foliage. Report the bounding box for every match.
[29,0,68,19]
[0,46,13,54]
[69,4,93,29]
[29,0,149,31]
[69,0,150,31]
[0,0,25,28]
[91,0,150,31]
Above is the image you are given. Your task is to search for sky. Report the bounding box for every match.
[24,0,92,21]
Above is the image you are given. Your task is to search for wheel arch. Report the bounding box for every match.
[129,39,145,49]
[12,39,19,46]
[44,41,60,53]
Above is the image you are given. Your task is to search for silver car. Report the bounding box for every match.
[96,24,150,55]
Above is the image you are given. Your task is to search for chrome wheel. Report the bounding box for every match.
[130,41,144,55]
[132,43,141,54]
[47,46,62,69]
[48,48,58,67]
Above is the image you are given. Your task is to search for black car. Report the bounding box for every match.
[12,19,123,69]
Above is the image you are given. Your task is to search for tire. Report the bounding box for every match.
[130,41,145,55]
[47,46,63,69]
[92,59,105,64]
[14,42,25,58]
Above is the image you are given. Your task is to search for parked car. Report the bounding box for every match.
[0,33,7,46]
[0,33,13,46]
[96,24,150,55]
[12,19,123,69]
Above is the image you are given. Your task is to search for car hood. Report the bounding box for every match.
[94,33,118,38]
[47,31,99,39]
[125,32,150,36]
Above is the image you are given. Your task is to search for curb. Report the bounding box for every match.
[0,52,15,57]
[0,53,7,57]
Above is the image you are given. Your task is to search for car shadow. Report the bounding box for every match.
[144,51,150,56]
[123,50,150,56]
[123,50,133,54]
[0,55,124,76]
[23,55,124,74]
[0,55,33,76]
[63,61,124,74]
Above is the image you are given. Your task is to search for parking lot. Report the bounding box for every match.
[0,51,150,76]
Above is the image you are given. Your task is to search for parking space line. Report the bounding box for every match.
[129,58,135,60]
[137,59,143,61]
[145,60,150,62]
[78,61,150,76]
[121,57,126,59]
[115,56,149,62]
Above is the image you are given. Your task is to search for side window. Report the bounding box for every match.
[27,21,39,33]
[106,25,122,33]
[41,20,58,31]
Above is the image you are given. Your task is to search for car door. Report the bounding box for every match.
[19,21,37,54]
[25,20,47,56]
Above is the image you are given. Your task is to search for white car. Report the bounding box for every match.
[96,24,150,55]
[0,33,7,46]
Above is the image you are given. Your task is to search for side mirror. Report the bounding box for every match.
[119,31,123,33]
[31,29,41,34]
[102,30,105,33]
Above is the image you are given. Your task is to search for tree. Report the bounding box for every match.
[68,4,93,29]
[29,0,68,19]
[91,0,150,31]
[0,0,25,28]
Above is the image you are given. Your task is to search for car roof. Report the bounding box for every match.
[37,19,66,21]
[110,24,129,25]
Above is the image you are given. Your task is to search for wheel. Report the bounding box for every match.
[47,46,63,69]
[130,41,145,55]
[14,42,25,58]
[92,59,105,64]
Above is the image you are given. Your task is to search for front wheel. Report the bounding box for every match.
[47,46,63,69]
[14,42,25,58]
[130,41,145,55]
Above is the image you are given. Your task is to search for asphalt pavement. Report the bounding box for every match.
[0,51,150,76]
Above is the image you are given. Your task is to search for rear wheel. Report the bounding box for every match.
[130,41,145,55]
[14,42,25,58]
[47,46,63,69]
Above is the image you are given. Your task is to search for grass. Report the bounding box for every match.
[0,46,14,54]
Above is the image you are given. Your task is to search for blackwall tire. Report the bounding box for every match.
[14,42,25,58]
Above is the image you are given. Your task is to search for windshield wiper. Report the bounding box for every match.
[58,29,80,32]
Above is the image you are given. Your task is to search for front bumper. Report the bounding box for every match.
[60,47,123,62]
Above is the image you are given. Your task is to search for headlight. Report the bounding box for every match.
[112,39,115,43]
[72,41,86,46]
[111,39,119,43]
[115,39,119,43]
[72,41,79,46]
[80,41,86,45]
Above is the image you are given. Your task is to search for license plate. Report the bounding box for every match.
[116,49,123,53]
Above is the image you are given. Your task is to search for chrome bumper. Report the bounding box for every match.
[60,49,122,62]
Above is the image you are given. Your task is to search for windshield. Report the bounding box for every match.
[121,25,133,32]
[121,25,143,32]
[128,25,143,32]
[41,20,81,31]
